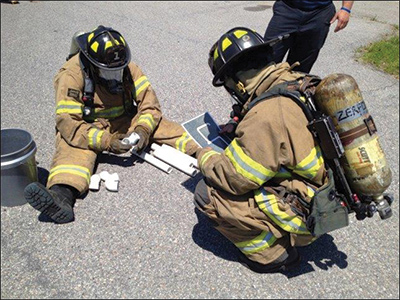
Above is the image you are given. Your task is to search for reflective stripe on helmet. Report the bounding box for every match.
[88,32,94,42]
[224,139,276,185]
[221,37,232,51]
[233,29,248,39]
[48,164,91,184]
[91,41,99,53]
[235,230,277,255]
[120,36,126,45]
[254,188,310,234]
[88,128,105,151]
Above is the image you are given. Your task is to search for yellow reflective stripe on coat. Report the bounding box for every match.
[200,150,220,167]
[56,100,83,115]
[48,164,91,184]
[291,146,324,180]
[134,76,150,97]
[88,128,104,151]
[175,132,192,153]
[225,139,276,185]
[235,230,277,255]
[137,113,155,131]
[93,106,125,119]
[254,188,310,234]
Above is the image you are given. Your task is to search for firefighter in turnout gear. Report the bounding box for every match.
[24,25,199,224]
[194,27,331,273]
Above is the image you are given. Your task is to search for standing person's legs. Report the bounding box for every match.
[264,0,302,64]
[286,3,336,73]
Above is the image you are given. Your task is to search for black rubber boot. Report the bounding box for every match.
[237,246,301,273]
[24,182,77,224]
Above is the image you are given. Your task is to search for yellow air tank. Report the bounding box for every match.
[314,74,392,218]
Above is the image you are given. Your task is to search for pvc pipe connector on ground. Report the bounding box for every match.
[89,174,101,191]
[91,171,120,192]
[105,172,119,192]
[150,143,198,177]
[131,149,173,174]
[99,171,110,181]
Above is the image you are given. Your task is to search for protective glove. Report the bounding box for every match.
[108,133,132,154]
[219,117,238,140]
[133,126,151,154]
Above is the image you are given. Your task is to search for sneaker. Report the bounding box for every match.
[237,247,301,273]
[24,182,74,224]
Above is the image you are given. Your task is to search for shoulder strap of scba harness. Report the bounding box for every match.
[247,76,345,160]
[247,76,374,222]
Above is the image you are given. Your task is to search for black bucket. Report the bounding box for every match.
[1,128,38,206]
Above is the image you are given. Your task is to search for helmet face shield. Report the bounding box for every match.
[96,68,124,94]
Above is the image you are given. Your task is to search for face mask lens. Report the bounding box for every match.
[98,69,123,82]
[97,68,124,94]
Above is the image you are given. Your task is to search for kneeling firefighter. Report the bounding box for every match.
[194,27,394,273]
[24,25,200,224]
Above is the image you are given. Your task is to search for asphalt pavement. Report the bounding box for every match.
[1,1,399,299]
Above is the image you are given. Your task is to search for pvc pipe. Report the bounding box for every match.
[131,149,173,174]
[150,144,198,177]
[122,132,140,146]
[151,143,198,169]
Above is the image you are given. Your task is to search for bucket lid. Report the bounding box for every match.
[1,128,36,168]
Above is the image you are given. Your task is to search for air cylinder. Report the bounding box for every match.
[314,74,392,207]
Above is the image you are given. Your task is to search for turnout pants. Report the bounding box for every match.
[47,116,199,194]
[194,179,317,265]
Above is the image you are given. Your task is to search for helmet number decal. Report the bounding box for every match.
[114,51,120,61]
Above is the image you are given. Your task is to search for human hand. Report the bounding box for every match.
[219,123,236,135]
[133,126,151,154]
[108,133,132,154]
[195,146,213,159]
[330,9,351,33]
[219,116,239,135]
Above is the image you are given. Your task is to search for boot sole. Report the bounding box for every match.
[24,183,74,224]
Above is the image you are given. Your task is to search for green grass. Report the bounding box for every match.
[358,34,399,78]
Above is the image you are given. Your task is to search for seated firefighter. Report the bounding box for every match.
[194,27,333,273]
[24,25,199,224]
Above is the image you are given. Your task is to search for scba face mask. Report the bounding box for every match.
[97,68,124,94]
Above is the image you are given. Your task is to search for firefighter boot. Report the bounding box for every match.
[238,246,301,273]
[24,182,78,224]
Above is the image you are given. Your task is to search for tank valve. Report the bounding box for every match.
[375,194,394,220]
